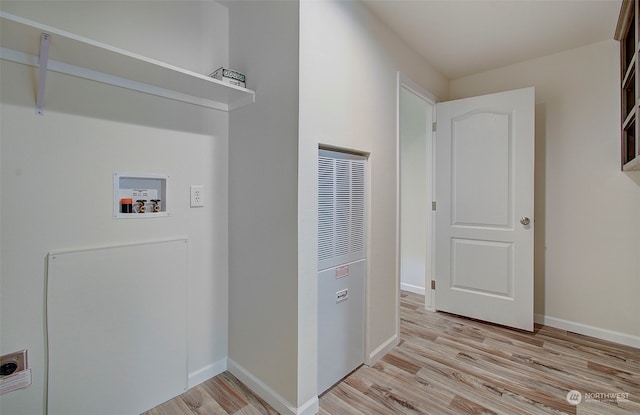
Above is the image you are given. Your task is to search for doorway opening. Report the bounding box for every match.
[398,75,437,311]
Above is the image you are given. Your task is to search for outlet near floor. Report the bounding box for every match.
[0,350,27,376]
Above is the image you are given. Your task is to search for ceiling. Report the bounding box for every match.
[361,0,622,80]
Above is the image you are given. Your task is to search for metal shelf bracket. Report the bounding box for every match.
[36,33,50,115]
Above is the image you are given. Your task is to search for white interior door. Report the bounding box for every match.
[435,87,534,331]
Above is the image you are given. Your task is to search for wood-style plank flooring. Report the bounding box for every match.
[143,291,640,414]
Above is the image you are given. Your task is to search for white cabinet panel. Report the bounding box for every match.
[47,239,188,415]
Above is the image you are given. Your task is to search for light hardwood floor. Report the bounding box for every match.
[143,291,640,415]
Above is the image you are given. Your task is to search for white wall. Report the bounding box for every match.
[0,2,230,414]
[451,40,640,343]
[298,0,449,377]
[227,1,302,412]
[0,0,228,75]
[400,87,432,295]
[228,2,448,411]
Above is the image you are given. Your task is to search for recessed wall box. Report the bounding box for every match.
[114,173,168,219]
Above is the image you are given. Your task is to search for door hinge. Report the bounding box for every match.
[432,201,436,211]
[432,122,437,132]
[431,280,436,290]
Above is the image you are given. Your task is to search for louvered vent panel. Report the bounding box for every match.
[318,157,335,262]
[350,161,366,254]
[318,150,367,271]
[335,159,351,257]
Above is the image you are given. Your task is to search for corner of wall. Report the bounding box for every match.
[227,359,319,415]
[188,358,228,389]
[366,333,399,366]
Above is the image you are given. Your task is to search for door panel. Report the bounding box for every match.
[452,112,511,227]
[435,87,534,331]
[451,238,513,297]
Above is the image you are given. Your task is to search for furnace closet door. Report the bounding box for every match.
[317,149,367,395]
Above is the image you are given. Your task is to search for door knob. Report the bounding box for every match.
[520,217,530,226]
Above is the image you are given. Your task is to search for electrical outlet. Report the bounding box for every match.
[0,350,31,395]
[0,350,27,377]
[190,185,204,208]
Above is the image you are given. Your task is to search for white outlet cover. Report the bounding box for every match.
[0,368,32,395]
[190,185,204,207]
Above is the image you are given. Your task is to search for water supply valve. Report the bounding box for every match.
[136,199,147,214]
[150,199,161,213]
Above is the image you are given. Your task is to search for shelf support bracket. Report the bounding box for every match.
[36,33,50,115]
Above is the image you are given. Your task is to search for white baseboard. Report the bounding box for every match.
[367,333,398,366]
[400,283,425,296]
[227,359,319,415]
[535,314,640,349]
[188,358,227,389]
[296,395,320,415]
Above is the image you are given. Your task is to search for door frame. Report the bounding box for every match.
[396,72,438,333]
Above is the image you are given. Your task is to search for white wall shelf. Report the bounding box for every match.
[0,12,255,113]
